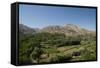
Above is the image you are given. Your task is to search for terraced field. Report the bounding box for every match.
[19,32,96,64]
[38,41,96,63]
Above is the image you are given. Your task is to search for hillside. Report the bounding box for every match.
[19,24,96,64]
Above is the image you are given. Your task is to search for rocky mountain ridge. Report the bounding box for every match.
[19,24,95,36]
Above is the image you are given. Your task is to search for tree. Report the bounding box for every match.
[30,41,43,63]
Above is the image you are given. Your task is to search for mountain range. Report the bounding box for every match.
[19,24,95,36]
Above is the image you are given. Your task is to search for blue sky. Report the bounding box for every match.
[19,4,96,31]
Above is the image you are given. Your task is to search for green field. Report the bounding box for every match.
[19,32,96,64]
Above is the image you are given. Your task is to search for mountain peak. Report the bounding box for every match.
[64,24,79,28]
[19,24,37,35]
[19,24,95,37]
